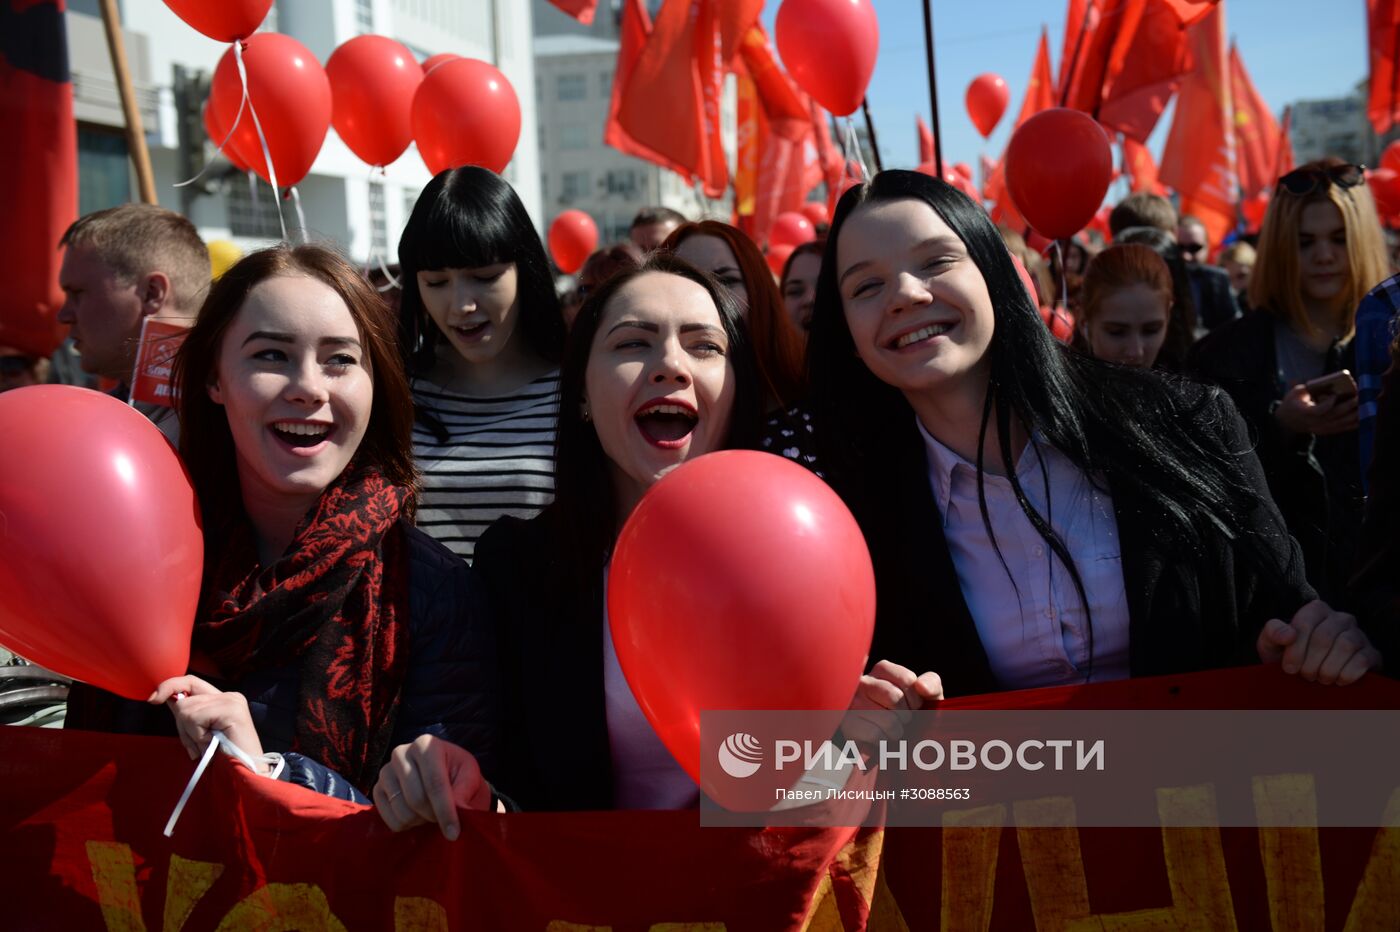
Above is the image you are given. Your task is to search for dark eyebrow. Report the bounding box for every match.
[241,331,362,348]
[712,266,741,276]
[680,323,724,336]
[837,236,963,288]
[607,319,660,335]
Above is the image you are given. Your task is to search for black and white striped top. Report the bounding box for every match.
[411,371,561,562]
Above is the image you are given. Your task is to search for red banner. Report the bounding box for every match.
[4,667,1399,929]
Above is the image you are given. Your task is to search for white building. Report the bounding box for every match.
[66,0,543,260]
[533,28,733,246]
[1289,82,1378,168]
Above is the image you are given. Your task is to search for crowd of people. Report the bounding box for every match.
[2,156,1397,835]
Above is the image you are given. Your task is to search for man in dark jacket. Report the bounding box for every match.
[1179,215,1240,332]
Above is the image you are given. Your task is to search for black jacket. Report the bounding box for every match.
[65,521,501,789]
[1189,310,1363,603]
[472,511,616,811]
[1187,263,1240,333]
[765,385,1314,698]
[1351,351,1400,661]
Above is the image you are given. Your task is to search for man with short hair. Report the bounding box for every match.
[1108,193,1178,238]
[56,204,211,439]
[628,205,686,251]
[1174,215,1237,331]
[1177,216,1209,264]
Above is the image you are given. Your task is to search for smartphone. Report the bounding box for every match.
[1303,369,1357,402]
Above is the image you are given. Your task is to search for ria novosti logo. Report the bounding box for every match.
[717,732,764,778]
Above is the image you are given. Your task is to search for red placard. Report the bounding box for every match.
[128,318,187,408]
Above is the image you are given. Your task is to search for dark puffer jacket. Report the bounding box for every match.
[65,521,501,798]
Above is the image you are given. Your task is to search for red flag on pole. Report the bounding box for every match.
[0,0,76,359]
[605,0,694,180]
[917,115,935,163]
[1057,0,1091,102]
[1163,0,1220,27]
[1275,105,1295,179]
[1160,4,1235,248]
[986,26,1055,224]
[1367,0,1400,136]
[1122,135,1166,195]
[1229,42,1283,199]
[547,0,598,25]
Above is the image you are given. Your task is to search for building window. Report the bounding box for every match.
[404,188,419,221]
[227,176,283,238]
[561,171,590,200]
[559,124,590,150]
[557,74,587,101]
[600,71,612,98]
[369,180,388,256]
[77,126,130,215]
[605,169,638,197]
[355,0,375,33]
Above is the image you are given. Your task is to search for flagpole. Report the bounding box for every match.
[1059,3,1096,108]
[98,0,158,205]
[921,0,944,177]
[860,98,884,173]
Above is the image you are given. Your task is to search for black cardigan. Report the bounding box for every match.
[765,384,1316,698]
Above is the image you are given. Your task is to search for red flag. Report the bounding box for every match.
[1057,0,1090,102]
[1160,4,1235,248]
[616,0,761,198]
[1229,42,1282,199]
[738,26,808,139]
[1368,0,1400,136]
[1122,135,1166,195]
[917,115,934,163]
[1059,0,1190,142]
[986,27,1054,223]
[1275,105,1295,179]
[0,0,76,359]
[605,0,694,180]
[1163,0,1220,27]
[547,0,598,25]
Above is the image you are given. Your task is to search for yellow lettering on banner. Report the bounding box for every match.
[1343,788,1400,931]
[649,924,727,931]
[866,865,910,932]
[164,855,224,932]
[799,870,845,932]
[545,923,611,931]
[1065,910,1183,931]
[941,805,1006,932]
[1252,775,1323,931]
[1014,797,1091,930]
[394,896,449,931]
[1155,786,1237,932]
[87,841,147,932]
[215,884,347,931]
[836,830,885,913]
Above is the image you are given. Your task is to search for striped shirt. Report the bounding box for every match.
[411,371,561,561]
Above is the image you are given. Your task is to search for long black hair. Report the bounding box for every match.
[546,252,764,585]
[807,171,1276,645]
[397,166,565,380]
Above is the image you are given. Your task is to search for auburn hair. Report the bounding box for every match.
[1079,243,1174,326]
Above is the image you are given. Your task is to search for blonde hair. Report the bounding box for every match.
[1248,159,1389,338]
[1218,241,1256,266]
[60,204,212,316]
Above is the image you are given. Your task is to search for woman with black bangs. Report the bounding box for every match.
[397,167,568,562]
[765,170,1380,703]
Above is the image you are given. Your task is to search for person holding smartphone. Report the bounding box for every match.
[1191,159,1390,602]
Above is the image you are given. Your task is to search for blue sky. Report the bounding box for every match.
[761,0,1368,176]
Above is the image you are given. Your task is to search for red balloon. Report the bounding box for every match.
[211,33,331,188]
[770,211,816,249]
[1369,168,1400,221]
[548,210,599,274]
[1382,140,1400,175]
[326,35,422,168]
[202,100,249,173]
[1042,304,1076,343]
[422,53,461,75]
[953,161,973,181]
[608,451,875,804]
[412,58,521,176]
[162,0,271,42]
[965,73,1010,138]
[0,387,201,700]
[1010,253,1038,306]
[767,243,796,278]
[1005,108,1113,240]
[775,0,879,116]
[800,201,829,227]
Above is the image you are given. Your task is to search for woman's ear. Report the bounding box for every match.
[207,377,223,405]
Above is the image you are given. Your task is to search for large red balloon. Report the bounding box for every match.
[326,35,422,168]
[770,211,817,249]
[1005,108,1113,240]
[162,0,271,42]
[1368,168,1400,222]
[800,201,829,227]
[1382,140,1400,175]
[608,451,876,804]
[767,243,796,278]
[0,387,202,700]
[965,73,1010,138]
[211,33,331,188]
[412,58,521,176]
[775,0,879,117]
[548,210,599,274]
[202,100,249,173]
[422,53,461,75]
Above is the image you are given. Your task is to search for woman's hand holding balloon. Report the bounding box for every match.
[149,675,269,771]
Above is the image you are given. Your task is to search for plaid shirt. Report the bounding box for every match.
[1356,274,1400,492]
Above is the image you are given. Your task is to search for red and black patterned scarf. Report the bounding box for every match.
[193,464,412,793]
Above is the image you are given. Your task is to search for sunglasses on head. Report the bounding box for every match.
[1276,163,1365,197]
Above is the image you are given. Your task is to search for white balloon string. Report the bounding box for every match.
[365,165,400,291]
[163,728,258,837]
[289,185,307,244]
[841,118,870,183]
[174,42,252,189]
[232,41,288,241]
